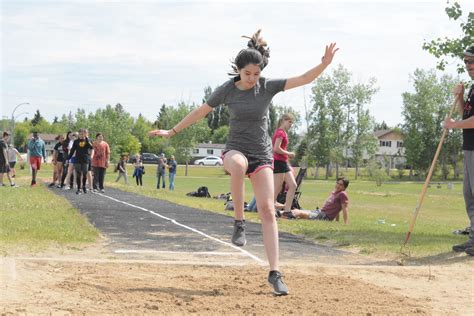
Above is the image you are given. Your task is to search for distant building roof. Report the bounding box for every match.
[196,142,226,149]
[28,133,60,142]
[373,129,398,138]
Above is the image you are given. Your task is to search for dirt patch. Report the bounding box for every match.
[1,244,473,315]
[2,259,430,315]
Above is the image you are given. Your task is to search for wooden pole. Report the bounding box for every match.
[403,96,460,246]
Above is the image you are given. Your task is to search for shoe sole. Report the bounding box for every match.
[268,282,289,296]
[231,240,247,247]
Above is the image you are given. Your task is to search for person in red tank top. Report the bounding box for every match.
[272,113,297,213]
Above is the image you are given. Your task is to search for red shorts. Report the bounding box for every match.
[30,156,42,170]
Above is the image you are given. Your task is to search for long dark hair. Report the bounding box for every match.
[230,29,270,77]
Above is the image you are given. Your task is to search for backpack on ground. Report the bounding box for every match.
[186,186,211,198]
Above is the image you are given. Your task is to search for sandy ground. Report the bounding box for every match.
[1,241,473,315]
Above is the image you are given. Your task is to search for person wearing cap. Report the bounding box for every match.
[444,46,474,256]
[27,132,46,186]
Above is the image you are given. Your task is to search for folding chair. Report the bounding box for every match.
[276,167,307,210]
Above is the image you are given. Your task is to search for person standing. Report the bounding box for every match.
[133,153,144,186]
[0,132,16,187]
[7,144,23,180]
[168,155,177,190]
[27,132,46,186]
[50,134,65,188]
[67,128,93,195]
[62,132,76,190]
[272,113,297,213]
[92,133,110,193]
[156,155,166,189]
[444,45,474,256]
[84,129,94,191]
[149,29,338,295]
[115,155,128,184]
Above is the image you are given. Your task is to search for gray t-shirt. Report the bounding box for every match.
[206,77,286,160]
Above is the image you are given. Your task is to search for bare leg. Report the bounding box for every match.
[283,171,297,212]
[250,167,279,271]
[87,170,93,190]
[273,173,285,203]
[223,150,247,221]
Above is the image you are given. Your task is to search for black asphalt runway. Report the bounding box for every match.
[51,186,353,265]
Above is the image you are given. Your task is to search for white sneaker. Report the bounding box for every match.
[63,186,71,190]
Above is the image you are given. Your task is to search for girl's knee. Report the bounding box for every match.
[258,206,276,221]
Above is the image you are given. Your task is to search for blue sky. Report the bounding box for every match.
[1,0,472,129]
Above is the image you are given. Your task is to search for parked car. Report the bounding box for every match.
[142,153,162,164]
[194,156,223,166]
[129,153,161,164]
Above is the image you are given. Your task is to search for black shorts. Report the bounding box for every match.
[9,161,16,168]
[88,158,92,171]
[222,150,273,177]
[0,162,10,173]
[273,160,290,174]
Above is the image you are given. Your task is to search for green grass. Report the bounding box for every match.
[0,169,98,253]
[108,164,469,259]
[1,163,469,260]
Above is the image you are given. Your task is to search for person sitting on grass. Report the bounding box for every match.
[284,177,349,224]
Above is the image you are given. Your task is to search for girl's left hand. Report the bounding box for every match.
[321,43,339,66]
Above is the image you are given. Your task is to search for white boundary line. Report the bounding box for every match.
[97,193,265,264]
[114,249,248,256]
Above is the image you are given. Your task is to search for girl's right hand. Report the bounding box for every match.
[148,130,173,138]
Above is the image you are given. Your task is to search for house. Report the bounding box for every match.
[373,129,406,168]
[190,142,226,163]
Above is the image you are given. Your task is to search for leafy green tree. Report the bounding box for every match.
[131,113,154,153]
[422,1,473,74]
[366,159,390,186]
[307,65,352,179]
[80,103,137,161]
[374,121,389,131]
[211,125,229,144]
[167,102,211,174]
[203,85,230,132]
[350,80,379,179]
[155,104,171,129]
[401,69,459,179]
[294,137,308,166]
[267,103,278,137]
[307,80,331,178]
[31,109,45,127]
[12,123,29,150]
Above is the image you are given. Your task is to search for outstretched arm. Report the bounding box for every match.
[148,103,213,138]
[284,43,339,91]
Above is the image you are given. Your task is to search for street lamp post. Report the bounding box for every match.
[11,102,30,146]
